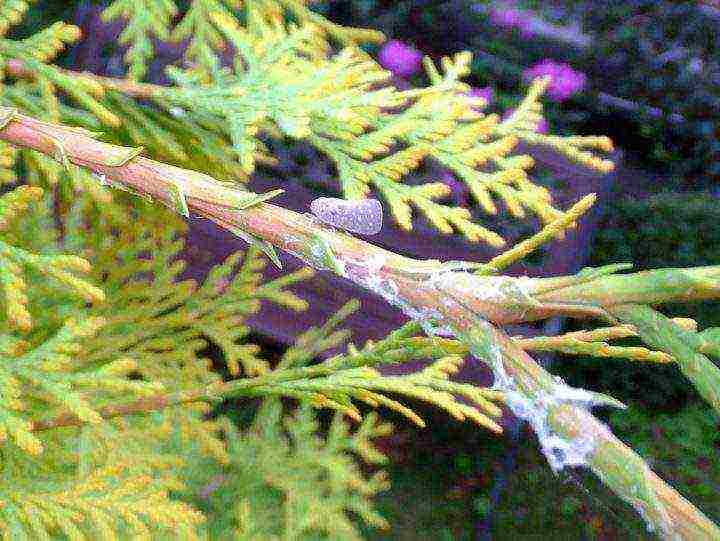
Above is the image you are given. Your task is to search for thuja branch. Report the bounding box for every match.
[5,58,165,101]
[2,108,720,539]
[537,270,720,414]
[32,364,338,432]
[3,109,717,319]
[462,321,720,541]
[608,304,720,415]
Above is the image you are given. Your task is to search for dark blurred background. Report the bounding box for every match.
[18,1,720,538]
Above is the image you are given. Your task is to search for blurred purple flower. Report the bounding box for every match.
[523,59,586,102]
[488,3,535,38]
[378,40,424,77]
[488,5,523,27]
[502,108,549,133]
[468,86,494,106]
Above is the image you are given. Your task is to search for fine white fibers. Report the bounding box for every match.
[500,381,599,472]
[482,340,606,473]
[310,197,383,235]
[350,257,608,475]
[322,247,672,537]
[428,272,538,308]
[346,254,448,332]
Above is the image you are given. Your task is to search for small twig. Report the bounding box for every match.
[32,365,338,432]
[5,59,165,100]
[32,388,210,431]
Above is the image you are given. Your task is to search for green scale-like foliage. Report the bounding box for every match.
[0,181,507,537]
[0,113,510,539]
[101,0,178,81]
[0,182,412,538]
[0,0,614,245]
[151,9,612,244]
[198,400,391,540]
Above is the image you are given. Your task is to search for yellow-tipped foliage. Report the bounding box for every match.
[0,463,205,539]
[2,2,697,539]
[498,76,616,173]
[21,21,81,63]
[0,187,103,332]
[259,317,505,434]
[152,15,613,243]
[1,2,614,244]
[101,0,178,81]
[0,0,29,38]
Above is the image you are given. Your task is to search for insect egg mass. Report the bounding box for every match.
[310,197,383,235]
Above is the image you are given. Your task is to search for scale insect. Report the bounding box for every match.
[309,197,383,235]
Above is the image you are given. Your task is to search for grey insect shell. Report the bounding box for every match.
[310,197,383,235]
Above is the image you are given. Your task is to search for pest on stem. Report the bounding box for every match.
[310,197,383,235]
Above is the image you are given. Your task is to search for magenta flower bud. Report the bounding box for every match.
[378,40,424,78]
[523,59,586,102]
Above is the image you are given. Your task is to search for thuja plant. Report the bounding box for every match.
[0,1,719,539]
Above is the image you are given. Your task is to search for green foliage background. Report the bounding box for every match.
[0,1,717,539]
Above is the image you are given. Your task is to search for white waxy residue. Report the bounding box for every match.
[169,107,185,118]
[93,172,109,186]
[472,331,620,474]
[310,197,383,235]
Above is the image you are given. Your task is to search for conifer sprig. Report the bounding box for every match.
[608,303,720,415]
[0,315,162,455]
[217,400,390,539]
[101,0,178,81]
[2,107,718,538]
[0,33,119,127]
[1,7,614,243]
[101,0,384,83]
[0,0,29,36]
[0,176,396,538]
[0,186,104,332]
[0,461,205,538]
